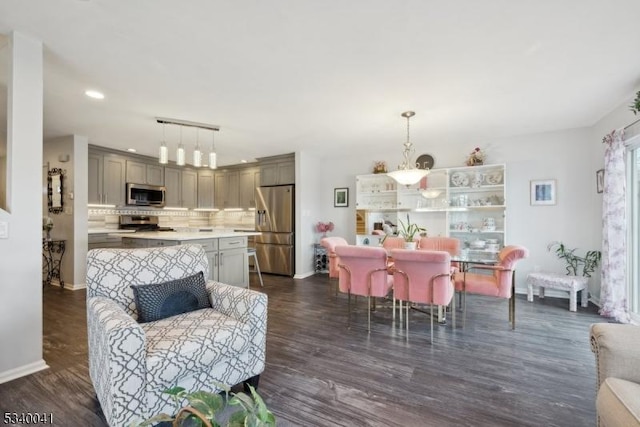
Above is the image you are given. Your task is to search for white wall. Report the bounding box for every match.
[303,126,602,295]
[43,134,89,288]
[0,32,47,383]
[295,151,324,278]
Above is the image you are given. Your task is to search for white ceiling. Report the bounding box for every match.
[1,1,639,166]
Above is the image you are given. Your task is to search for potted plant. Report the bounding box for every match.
[547,241,602,277]
[630,90,640,115]
[136,384,275,427]
[397,214,425,250]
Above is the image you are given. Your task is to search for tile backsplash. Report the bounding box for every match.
[88,208,256,231]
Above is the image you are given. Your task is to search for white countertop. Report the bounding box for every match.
[89,228,136,235]
[109,231,261,240]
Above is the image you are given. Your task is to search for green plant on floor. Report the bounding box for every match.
[134,383,275,427]
[547,241,602,277]
[397,214,426,242]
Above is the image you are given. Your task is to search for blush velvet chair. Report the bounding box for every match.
[335,245,393,332]
[319,236,349,296]
[391,249,454,343]
[86,244,267,427]
[418,236,462,273]
[453,245,529,329]
[382,236,406,250]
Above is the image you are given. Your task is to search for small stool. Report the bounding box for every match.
[526,271,588,312]
[247,248,264,288]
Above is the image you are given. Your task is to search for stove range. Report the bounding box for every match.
[119,215,175,232]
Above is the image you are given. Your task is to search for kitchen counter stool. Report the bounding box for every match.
[247,247,264,288]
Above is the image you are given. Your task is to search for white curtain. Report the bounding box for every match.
[600,129,630,323]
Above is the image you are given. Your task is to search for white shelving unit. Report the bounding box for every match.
[355,164,506,256]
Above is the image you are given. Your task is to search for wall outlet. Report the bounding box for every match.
[0,221,8,239]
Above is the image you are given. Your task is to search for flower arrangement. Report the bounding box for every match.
[316,221,335,236]
[373,161,387,174]
[43,216,54,239]
[630,90,640,115]
[466,147,485,166]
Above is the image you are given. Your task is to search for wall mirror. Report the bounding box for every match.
[48,168,64,214]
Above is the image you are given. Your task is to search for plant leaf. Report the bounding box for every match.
[186,391,224,417]
[165,386,187,396]
[229,392,255,412]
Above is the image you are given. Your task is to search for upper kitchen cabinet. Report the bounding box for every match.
[215,170,240,209]
[88,151,126,206]
[126,160,164,186]
[239,167,260,209]
[258,153,295,186]
[164,166,198,208]
[197,169,215,208]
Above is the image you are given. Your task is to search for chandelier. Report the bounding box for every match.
[156,117,219,168]
[387,111,429,186]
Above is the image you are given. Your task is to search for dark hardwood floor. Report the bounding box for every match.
[1,274,602,426]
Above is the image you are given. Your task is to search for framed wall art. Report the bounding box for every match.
[530,179,556,206]
[596,169,604,194]
[334,188,349,207]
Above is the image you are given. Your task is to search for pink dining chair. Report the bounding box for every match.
[418,236,461,272]
[320,236,349,296]
[382,236,406,250]
[390,249,454,343]
[335,245,393,332]
[453,245,529,329]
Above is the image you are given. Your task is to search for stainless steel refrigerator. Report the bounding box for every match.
[255,185,295,276]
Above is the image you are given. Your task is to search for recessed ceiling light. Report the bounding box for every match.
[240,159,248,163]
[127,148,136,153]
[85,90,105,99]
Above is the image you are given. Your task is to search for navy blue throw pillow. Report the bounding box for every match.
[131,271,211,323]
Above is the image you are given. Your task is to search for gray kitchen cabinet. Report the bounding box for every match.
[89,151,126,205]
[197,169,215,208]
[126,160,164,186]
[164,167,181,207]
[239,167,259,209]
[260,159,294,186]
[215,170,240,209]
[165,167,198,208]
[88,234,123,250]
[218,236,248,286]
[182,169,198,208]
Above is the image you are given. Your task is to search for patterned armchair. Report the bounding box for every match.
[86,244,268,427]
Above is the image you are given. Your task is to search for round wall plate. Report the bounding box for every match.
[416,154,435,169]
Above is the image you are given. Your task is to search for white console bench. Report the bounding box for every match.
[526,271,589,312]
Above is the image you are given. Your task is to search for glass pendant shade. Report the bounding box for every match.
[159,143,168,164]
[193,148,202,167]
[388,168,429,186]
[176,144,185,166]
[388,111,429,187]
[209,151,217,169]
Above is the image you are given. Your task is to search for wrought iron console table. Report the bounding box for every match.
[43,239,65,288]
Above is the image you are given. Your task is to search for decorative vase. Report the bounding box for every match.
[45,229,52,241]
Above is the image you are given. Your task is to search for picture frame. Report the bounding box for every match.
[530,179,556,206]
[596,169,604,194]
[334,187,349,207]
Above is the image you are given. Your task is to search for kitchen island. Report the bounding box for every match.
[109,231,260,288]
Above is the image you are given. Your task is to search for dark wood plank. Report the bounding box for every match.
[0,274,600,426]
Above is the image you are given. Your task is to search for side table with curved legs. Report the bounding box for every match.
[42,239,66,289]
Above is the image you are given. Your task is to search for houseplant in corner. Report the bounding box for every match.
[547,241,602,278]
[135,383,275,427]
[398,214,425,250]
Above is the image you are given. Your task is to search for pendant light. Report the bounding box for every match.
[176,125,186,166]
[387,111,429,186]
[208,129,217,170]
[158,122,168,164]
[193,128,202,167]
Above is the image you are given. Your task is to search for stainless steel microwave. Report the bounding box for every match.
[126,183,166,207]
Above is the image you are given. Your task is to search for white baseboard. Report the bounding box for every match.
[48,280,86,291]
[294,271,316,279]
[0,359,49,384]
